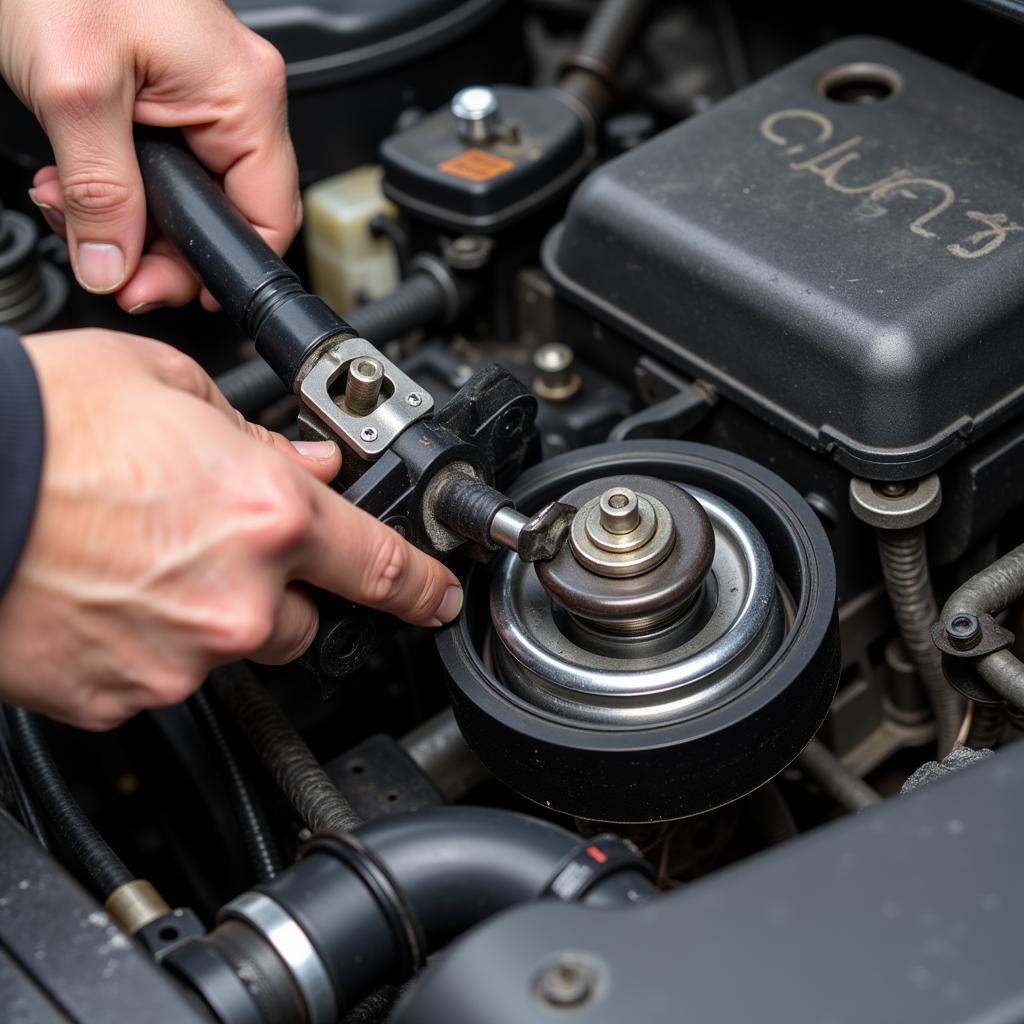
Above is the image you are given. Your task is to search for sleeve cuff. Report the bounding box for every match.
[0,329,45,597]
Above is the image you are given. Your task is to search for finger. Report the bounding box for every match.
[250,585,319,664]
[40,74,146,294]
[182,41,301,260]
[295,487,463,627]
[235,419,342,485]
[145,352,343,485]
[117,239,201,313]
[27,179,66,238]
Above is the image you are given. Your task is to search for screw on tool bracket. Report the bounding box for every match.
[360,426,378,442]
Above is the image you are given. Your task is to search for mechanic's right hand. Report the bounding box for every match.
[0,329,463,731]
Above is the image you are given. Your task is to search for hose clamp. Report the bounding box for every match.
[301,832,426,980]
[543,834,654,902]
[219,892,337,1024]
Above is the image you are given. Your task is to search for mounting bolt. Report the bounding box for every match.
[345,357,384,415]
[360,426,378,443]
[407,392,423,407]
[599,487,641,534]
[533,343,582,402]
[945,613,982,651]
[535,959,596,1009]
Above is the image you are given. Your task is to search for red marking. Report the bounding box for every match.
[585,845,608,864]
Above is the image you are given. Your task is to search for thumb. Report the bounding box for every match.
[42,77,145,294]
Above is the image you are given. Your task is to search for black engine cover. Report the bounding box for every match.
[545,37,1024,480]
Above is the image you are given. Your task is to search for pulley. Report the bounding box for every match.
[438,441,839,823]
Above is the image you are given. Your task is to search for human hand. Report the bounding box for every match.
[0,329,462,730]
[0,0,299,313]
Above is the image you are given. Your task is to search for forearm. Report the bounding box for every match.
[0,329,44,597]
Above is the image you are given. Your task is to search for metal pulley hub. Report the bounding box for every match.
[437,442,840,823]
[536,476,714,635]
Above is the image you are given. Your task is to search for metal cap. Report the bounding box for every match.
[849,475,942,530]
[451,86,500,144]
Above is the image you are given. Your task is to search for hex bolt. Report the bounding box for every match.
[533,343,582,402]
[945,613,982,651]
[360,426,378,443]
[599,487,640,534]
[535,960,594,1009]
[345,357,384,416]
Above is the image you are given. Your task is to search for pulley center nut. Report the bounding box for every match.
[538,475,715,632]
[571,486,675,577]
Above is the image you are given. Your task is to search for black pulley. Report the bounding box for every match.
[437,441,839,823]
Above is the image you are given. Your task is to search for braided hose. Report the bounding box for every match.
[212,663,362,834]
[877,528,963,756]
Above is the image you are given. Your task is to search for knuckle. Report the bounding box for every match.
[251,40,288,92]
[62,175,132,219]
[362,531,410,606]
[253,474,313,551]
[206,601,275,658]
[38,72,116,117]
[146,665,205,708]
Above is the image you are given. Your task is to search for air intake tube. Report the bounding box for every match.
[164,808,654,1024]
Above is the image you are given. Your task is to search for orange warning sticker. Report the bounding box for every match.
[438,149,515,182]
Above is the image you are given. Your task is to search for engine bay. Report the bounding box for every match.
[3,1,1024,1021]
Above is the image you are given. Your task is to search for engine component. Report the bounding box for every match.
[380,84,591,233]
[439,441,839,823]
[545,37,1024,479]
[0,204,66,333]
[303,166,400,314]
[391,740,1024,1024]
[167,808,655,1023]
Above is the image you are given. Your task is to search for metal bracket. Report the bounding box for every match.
[298,336,433,459]
[931,613,1015,659]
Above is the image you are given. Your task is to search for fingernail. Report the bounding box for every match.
[28,189,64,233]
[431,585,464,626]
[127,302,156,315]
[291,440,337,461]
[75,242,125,294]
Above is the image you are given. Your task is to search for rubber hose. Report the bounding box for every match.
[205,807,655,1020]
[797,738,881,813]
[211,663,362,833]
[574,0,655,72]
[560,0,656,120]
[940,542,1024,711]
[5,707,132,896]
[215,270,452,416]
[189,689,281,882]
[877,528,963,756]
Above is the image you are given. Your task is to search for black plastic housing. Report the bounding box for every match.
[381,86,590,233]
[545,37,1024,480]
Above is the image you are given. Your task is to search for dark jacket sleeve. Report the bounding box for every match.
[0,329,44,598]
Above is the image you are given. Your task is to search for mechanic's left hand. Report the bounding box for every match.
[0,0,300,314]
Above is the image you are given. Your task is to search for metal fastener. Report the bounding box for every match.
[407,392,423,407]
[345,357,384,416]
[533,342,582,402]
[535,960,595,1009]
[849,475,942,530]
[599,487,641,534]
[945,613,981,651]
[360,426,378,442]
